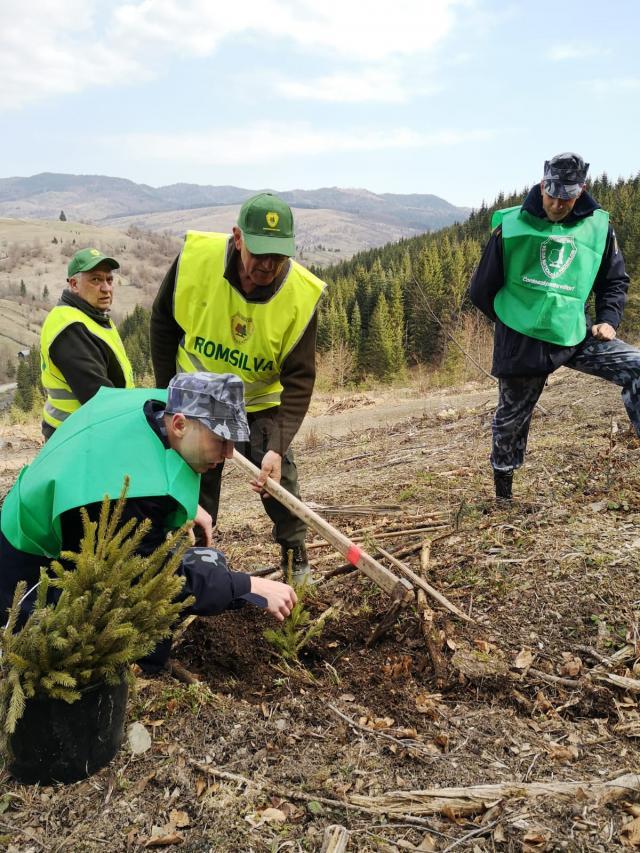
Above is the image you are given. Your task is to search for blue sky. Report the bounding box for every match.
[1,0,639,207]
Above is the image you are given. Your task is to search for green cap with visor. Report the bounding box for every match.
[67,248,119,278]
[237,193,295,257]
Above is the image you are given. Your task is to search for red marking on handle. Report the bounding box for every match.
[346,544,362,566]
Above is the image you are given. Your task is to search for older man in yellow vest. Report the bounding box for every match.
[151,193,326,581]
[39,248,134,440]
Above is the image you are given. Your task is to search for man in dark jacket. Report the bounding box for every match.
[469,153,639,499]
[39,248,135,440]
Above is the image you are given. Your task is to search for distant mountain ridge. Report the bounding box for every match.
[0,172,469,233]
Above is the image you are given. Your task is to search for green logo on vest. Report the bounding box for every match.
[540,235,577,280]
[231,314,254,344]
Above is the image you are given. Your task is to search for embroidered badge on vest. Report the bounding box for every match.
[540,235,577,279]
[231,313,254,344]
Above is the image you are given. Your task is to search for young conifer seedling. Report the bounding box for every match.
[263,549,337,665]
[0,479,193,746]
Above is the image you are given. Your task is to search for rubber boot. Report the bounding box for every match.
[494,469,513,501]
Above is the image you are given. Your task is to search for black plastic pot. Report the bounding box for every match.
[8,677,128,785]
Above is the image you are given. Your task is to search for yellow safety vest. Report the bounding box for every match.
[174,232,325,412]
[40,305,135,428]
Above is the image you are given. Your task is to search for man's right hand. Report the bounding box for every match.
[591,322,616,341]
[250,577,297,621]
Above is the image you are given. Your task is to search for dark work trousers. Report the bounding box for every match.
[199,410,307,550]
[492,336,640,472]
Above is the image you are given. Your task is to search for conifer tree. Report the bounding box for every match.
[361,293,396,380]
[348,300,362,356]
[0,481,193,741]
[14,349,43,412]
[118,305,151,383]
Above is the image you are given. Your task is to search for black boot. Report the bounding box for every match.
[280,544,310,585]
[494,470,513,500]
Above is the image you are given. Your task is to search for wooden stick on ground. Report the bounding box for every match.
[349,773,640,817]
[416,589,448,689]
[375,544,473,623]
[183,755,436,827]
[413,536,448,686]
[232,450,413,600]
[321,825,350,853]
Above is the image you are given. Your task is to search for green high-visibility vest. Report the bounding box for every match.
[174,232,325,412]
[40,305,135,429]
[0,387,199,557]
[492,205,609,346]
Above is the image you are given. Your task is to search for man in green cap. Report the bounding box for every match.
[39,247,134,440]
[151,193,326,581]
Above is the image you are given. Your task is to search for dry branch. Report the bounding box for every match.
[349,773,640,817]
[416,589,448,688]
[376,545,473,623]
[321,825,350,853]
[184,756,436,827]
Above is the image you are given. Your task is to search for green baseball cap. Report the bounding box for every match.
[67,248,119,278]
[237,193,295,257]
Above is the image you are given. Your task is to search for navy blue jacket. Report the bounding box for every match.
[468,184,630,377]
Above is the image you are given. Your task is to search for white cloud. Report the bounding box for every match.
[275,68,411,104]
[587,77,640,96]
[0,1,144,109]
[112,0,459,61]
[0,0,461,108]
[109,122,495,165]
[548,43,608,62]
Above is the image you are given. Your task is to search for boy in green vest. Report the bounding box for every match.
[0,372,297,672]
[469,153,639,500]
[40,248,135,440]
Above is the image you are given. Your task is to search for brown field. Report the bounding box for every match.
[1,369,639,851]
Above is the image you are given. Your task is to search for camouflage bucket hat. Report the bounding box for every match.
[543,152,589,200]
[166,372,250,442]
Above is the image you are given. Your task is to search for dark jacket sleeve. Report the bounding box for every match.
[151,256,184,388]
[468,228,503,322]
[178,547,252,616]
[268,312,318,455]
[61,497,252,616]
[592,226,630,329]
[48,324,119,404]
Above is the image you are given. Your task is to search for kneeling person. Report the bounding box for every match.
[0,372,296,671]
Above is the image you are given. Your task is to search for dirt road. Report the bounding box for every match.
[299,382,497,440]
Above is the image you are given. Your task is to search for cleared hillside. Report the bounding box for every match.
[0,218,180,363]
[104,204,415,266]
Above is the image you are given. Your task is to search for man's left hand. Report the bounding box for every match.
[591,323,616,341]
[251,450,282,494]
[193,503,213,546]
